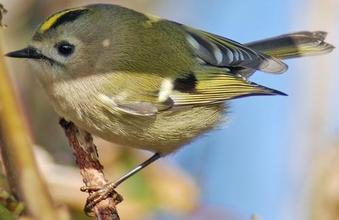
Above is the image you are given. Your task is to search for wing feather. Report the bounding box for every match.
[182,25,288,74]
[171,67,286,106]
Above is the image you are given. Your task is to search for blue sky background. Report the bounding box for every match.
[146,0,338,219]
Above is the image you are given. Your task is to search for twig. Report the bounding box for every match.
[59,119,122,220]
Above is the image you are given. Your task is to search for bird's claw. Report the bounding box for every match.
[80,185,101,193]
[82,182,123,215]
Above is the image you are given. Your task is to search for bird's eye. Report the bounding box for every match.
[55,41,75,57]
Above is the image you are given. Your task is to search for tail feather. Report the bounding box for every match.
[245,31,335,59]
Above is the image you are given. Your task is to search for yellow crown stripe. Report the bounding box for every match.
[39,8,83,33]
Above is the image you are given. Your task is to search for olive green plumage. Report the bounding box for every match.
[6,4,334,154]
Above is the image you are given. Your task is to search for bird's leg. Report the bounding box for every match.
[82,152,161,213]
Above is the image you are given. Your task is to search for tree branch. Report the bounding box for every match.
[59,119,122,220]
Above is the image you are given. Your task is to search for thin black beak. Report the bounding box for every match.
[5,47,43,59]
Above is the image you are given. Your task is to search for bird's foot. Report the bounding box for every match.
[81,182,123,215]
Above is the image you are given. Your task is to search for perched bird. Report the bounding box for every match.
[6,3,334,210]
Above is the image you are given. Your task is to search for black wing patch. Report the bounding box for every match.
[173,73,198,93]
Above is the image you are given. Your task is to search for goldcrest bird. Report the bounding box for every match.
[6,3,334,210]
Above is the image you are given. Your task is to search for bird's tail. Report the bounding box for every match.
[245,31,334,59]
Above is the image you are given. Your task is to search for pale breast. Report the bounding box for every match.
[45,75,226,154]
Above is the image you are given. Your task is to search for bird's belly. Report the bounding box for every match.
[57,101,226,154]
[46,80,226,154]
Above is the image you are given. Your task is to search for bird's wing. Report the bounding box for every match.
[170,66,286,106]
[180,24,288,74]
[98,93,159,116]
[98,67,285,116]
[98,72,173,117]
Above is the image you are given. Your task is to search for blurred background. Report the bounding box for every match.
[1,0,338,219]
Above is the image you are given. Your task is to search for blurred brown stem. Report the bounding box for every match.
[59,119,122,220]
[0,34,60,219]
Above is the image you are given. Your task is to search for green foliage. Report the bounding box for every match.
[0,204,15,220]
